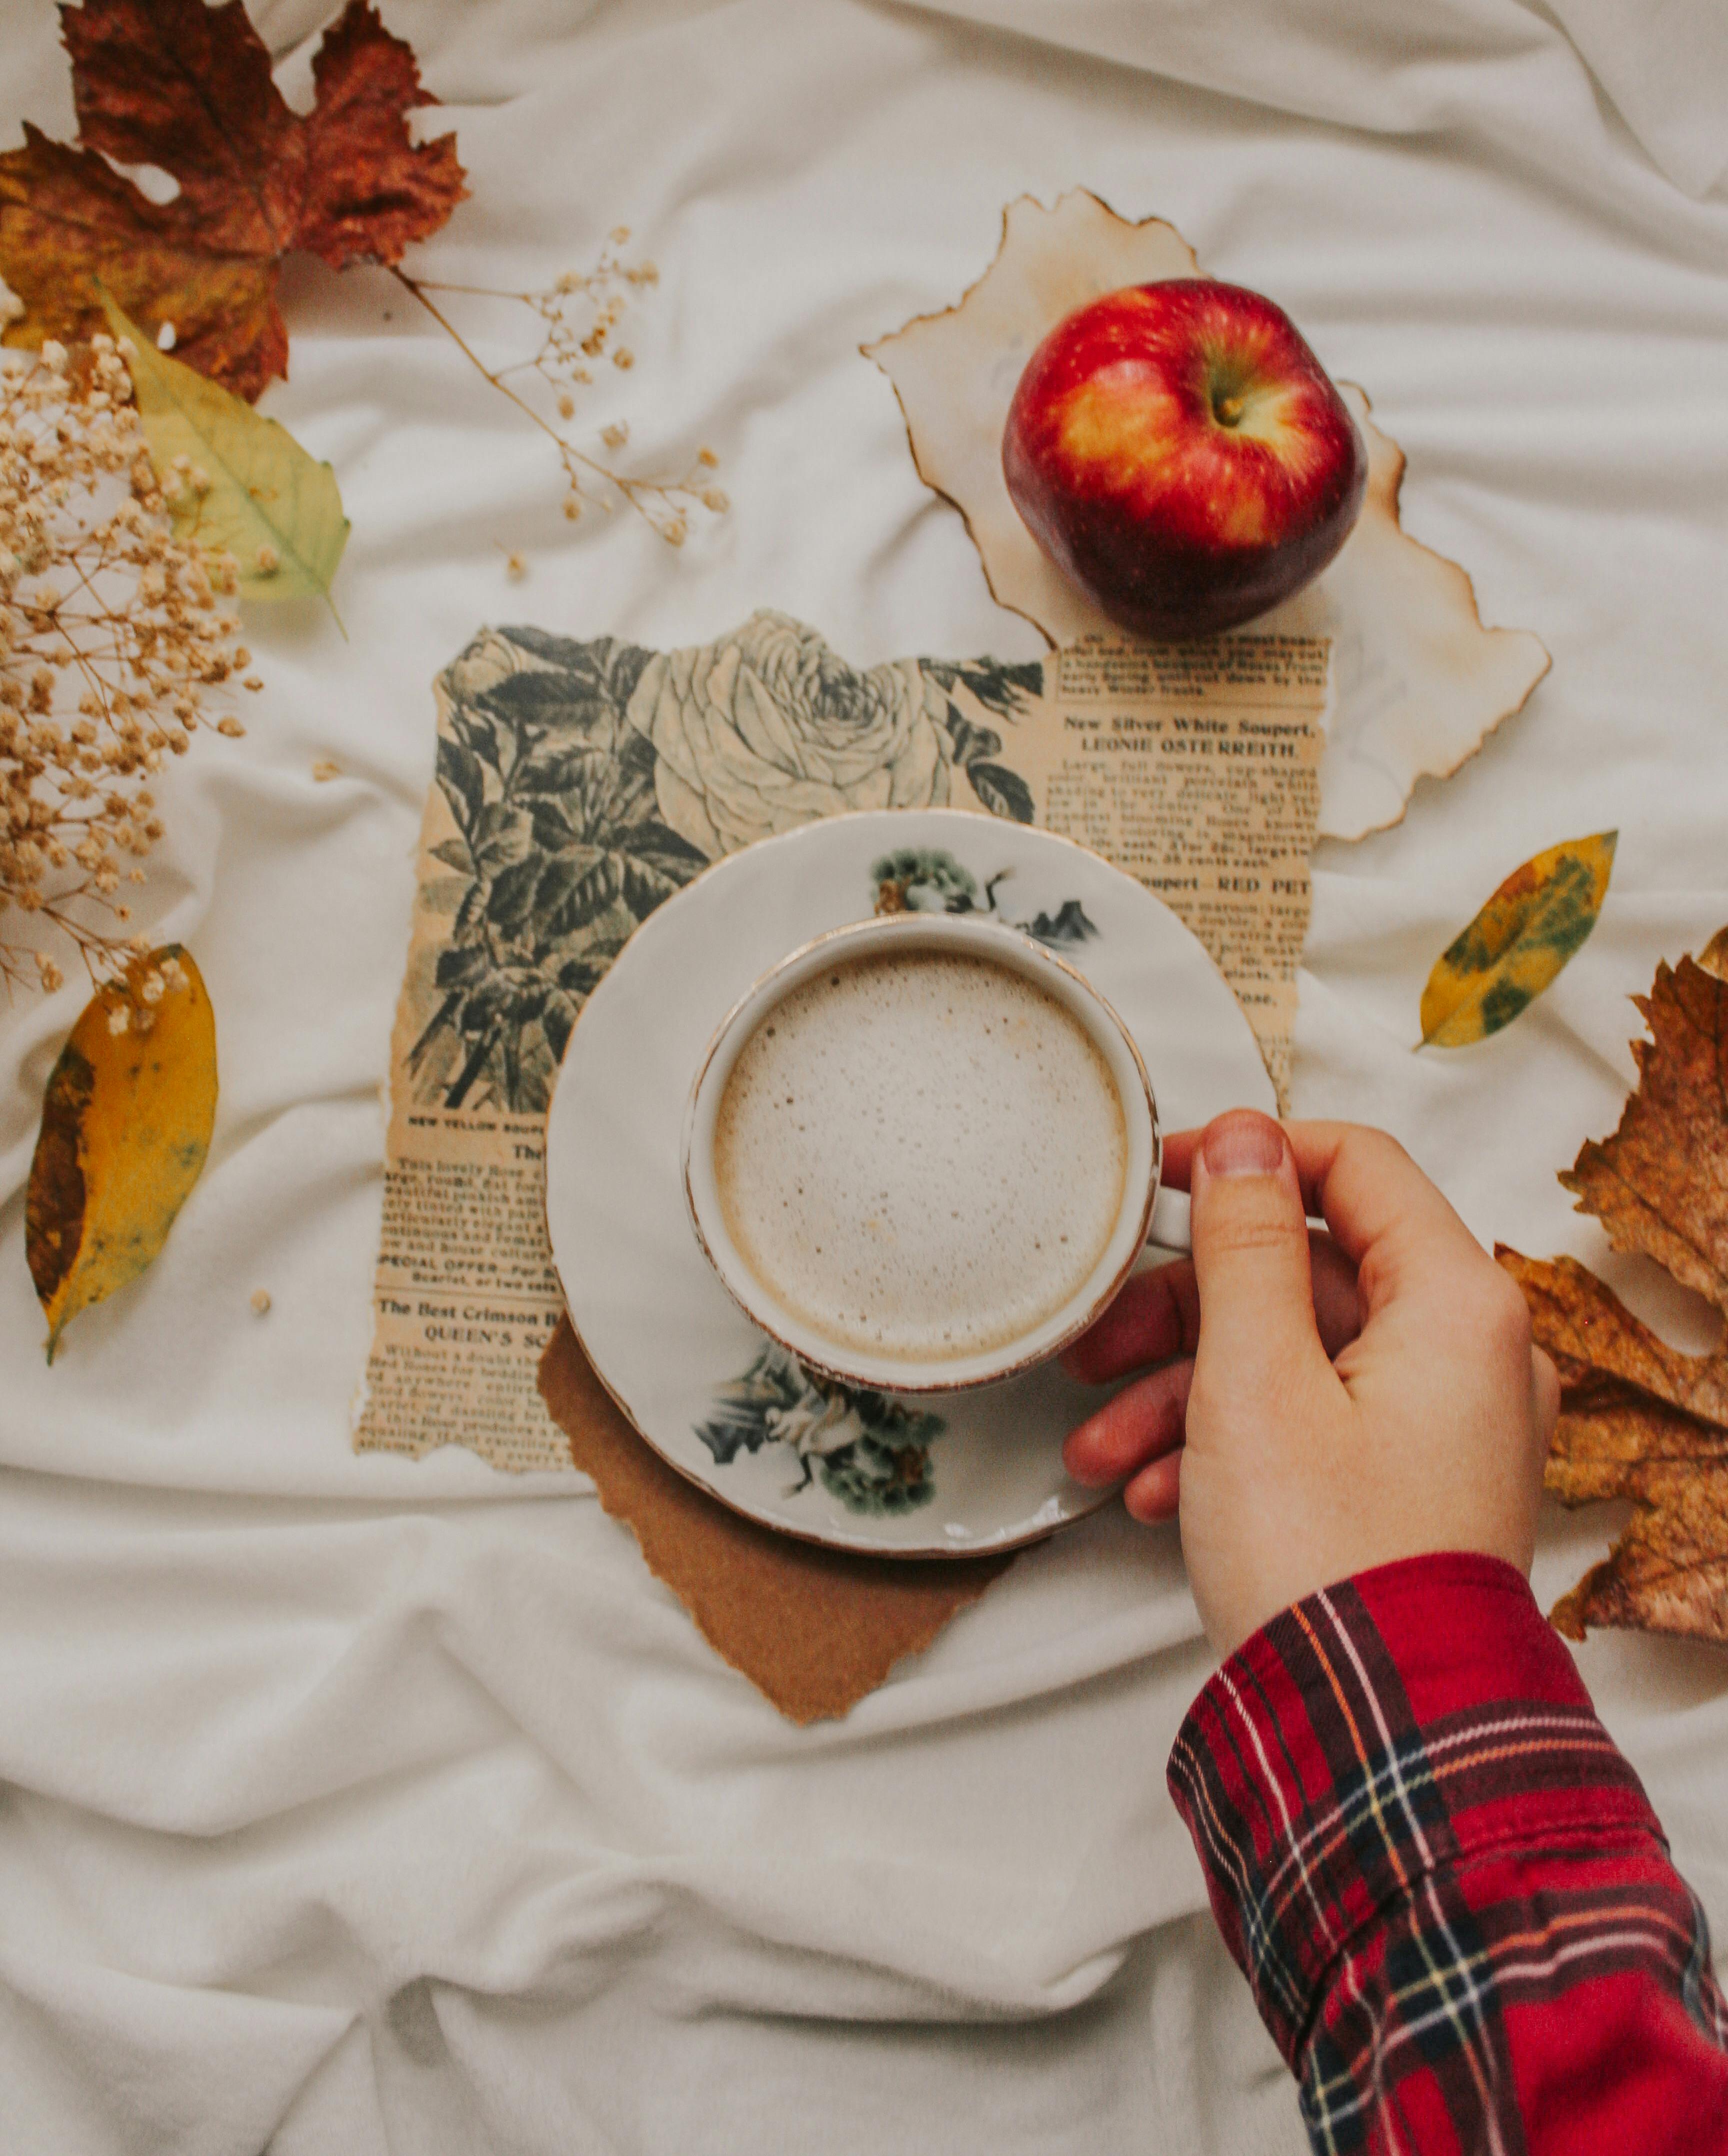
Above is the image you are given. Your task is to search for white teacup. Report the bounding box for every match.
[682,912,1192,1393]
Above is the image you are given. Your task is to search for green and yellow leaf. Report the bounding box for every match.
[101,291,348,604]
[26,946,218,1362]
[1420,830,1616,1048]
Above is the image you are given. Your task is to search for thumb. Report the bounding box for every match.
[1188,1111,1330,1421]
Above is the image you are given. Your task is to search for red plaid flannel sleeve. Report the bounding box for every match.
[1168,1552,1728,2154]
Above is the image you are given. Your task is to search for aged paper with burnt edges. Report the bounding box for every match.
[354,611,1324,1469]
[866,188,1550,842]
[1020,635,1324,1103]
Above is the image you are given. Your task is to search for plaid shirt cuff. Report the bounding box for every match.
[1168,1552,1670,2071]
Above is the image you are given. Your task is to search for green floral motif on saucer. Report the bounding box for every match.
[696,1344,944,1516]
[870,846,1099,950]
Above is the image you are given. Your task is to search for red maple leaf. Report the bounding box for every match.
[0,0,467,400]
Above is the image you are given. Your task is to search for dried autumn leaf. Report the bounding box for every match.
[1498,932,1728,1645]
[26,946,218,1362]
[1420,831,1616,1048]
[0,124,283,398]
[1544,1378,1727,1505]
[1546,1456,1728,1644]
[1558,954,1728,1310]
[104,292,348,603]
[0,0,466,401]
[1498,1249,1728,1431]
[1498,1251,1728,1641]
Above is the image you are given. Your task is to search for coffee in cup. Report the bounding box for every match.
[711,945,1129,1362]
[683,913,1165,1393]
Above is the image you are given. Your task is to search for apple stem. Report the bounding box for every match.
[1214,394,1245,427]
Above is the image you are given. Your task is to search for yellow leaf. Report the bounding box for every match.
[1420,831,1616,1048]
[100,290,348,605]
[25,946,218,1362]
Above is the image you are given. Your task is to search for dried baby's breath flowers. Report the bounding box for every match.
[392,228,726,544]
[0,336,248,994]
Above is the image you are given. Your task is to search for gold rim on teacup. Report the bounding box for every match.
[680,911,1189,1394]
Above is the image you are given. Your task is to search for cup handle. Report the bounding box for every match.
[1148,1184,1192,1253]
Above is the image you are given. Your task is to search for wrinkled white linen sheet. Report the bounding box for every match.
[2,1,1726,2148]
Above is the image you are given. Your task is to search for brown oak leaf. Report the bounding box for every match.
[1544,1379,1728,1505]
[0,0,466,401]
[1550,1462,1728,1644]
[1560,956,1728,1312]
[1498,1249,1728,1427]
[1498,936,1728,1646]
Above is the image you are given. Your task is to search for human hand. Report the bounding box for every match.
[1060,1112,1558,1656]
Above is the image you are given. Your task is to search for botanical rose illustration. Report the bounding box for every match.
[624,610,956,857]
[412,620,1042,1115]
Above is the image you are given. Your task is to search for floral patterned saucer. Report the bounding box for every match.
[544,809,1274,1556]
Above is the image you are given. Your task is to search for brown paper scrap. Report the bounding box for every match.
[539,1318,1014,1723]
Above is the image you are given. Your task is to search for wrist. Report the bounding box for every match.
[1194,1507,1544,1659]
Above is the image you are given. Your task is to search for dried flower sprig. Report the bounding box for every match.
[0,334,252,996]
[392,228,728,543]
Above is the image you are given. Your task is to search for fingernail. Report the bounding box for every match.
[1202,1112,1285,1178]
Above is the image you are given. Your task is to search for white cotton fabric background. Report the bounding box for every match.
[1,0,1726,2148]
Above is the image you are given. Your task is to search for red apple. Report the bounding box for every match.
[1002,280,1366,641]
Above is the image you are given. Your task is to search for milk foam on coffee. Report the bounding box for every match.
[712,949,1128,1361]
